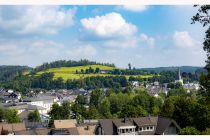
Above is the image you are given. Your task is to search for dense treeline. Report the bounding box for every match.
[110,69,152,75]
[0,72,129,94]
[48,89,163,124]
[32,59,115,73]
[0,66,31,82]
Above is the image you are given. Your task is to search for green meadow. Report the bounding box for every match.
[35,65,155,81]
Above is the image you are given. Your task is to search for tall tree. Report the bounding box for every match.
[192,5,210,98]
[99,98,112,119]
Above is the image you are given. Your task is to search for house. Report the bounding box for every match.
[8,92,21,100]
[183,82,200,91]
[0,91,20,103]
[50,119,78,135]
[0,123,26,135]
[77,124,97,135]
[131,81,139,88]
[7,103,48,116]
[49,128,79,135]
[96,116,181,135]
[53,119,77,129]
[77,120,98,135]
[15,128,50,135]
[23,95,58,112]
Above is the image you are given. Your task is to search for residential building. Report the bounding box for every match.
[96,116,181,135]
[0,123,26,135]
[23,95,58,112]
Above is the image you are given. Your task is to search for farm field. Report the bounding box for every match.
[35,65,155,80]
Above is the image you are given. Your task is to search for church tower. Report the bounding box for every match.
[175,67,183,85]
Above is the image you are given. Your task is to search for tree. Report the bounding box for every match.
[120,105,147,118]
[201,128,210,135]
[48,103,62,126]
[160,96,178,118]
[180,127,200,135]
[60,102,71,119]
[88,105,101,119]
[132,93,151,112]
[5,109,21,123]
[192,5,210,98]
[28,109,41,122]
[90,89,104,109]
[99,98,112,119]
[95,67,100,73]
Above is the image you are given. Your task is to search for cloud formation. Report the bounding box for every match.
[173,31,199,48]
[120,5,148,12]
[80,12,137,39]
[139,33,155,48]
[0,6,75,35]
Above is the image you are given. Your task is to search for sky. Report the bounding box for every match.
[0,5,207,68]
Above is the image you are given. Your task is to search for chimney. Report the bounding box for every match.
[124,118,129,123]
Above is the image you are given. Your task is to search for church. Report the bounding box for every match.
[175,67,183,86]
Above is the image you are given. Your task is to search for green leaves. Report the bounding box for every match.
[28,109,41,122]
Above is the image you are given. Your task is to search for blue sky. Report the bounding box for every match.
[0,5,207,68]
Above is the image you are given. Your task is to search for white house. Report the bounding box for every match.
[23,95,58,112]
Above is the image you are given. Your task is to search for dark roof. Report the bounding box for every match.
[133,117,158,127]
[15,128,50,135]
[155,117,181,135]
[49,128,79,135]
[98,119,114,135]
[112,118,135,128]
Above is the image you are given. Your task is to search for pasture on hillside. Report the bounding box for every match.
[35,65,155,81]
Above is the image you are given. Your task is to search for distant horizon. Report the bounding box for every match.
[0,5,206,68]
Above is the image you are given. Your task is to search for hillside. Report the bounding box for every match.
[0,65,32,82]
[35,65,154,80]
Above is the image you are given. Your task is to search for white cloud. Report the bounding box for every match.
[0,6,76,35]
[80,12,137,39]
[120,5,148,12]
[139,33,155,48]
[173,31,197,48]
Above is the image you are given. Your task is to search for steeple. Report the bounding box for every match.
[175,67,183,85]
[178,67,181,80]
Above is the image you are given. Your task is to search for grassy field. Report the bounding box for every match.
[35,65,155,81]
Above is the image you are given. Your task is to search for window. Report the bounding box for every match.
[150,126,153,130]
[143,127,146,130]
[139,128,142,131]
[147,127,150,130]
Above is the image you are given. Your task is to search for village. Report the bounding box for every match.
[0,69,200,135]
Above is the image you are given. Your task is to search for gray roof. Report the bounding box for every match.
[7,104,46,110]
[98,119,114,135]
[112,118,134,128]
[155,117,181,135]
[23,95,56,102]
[133,117,158,127]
